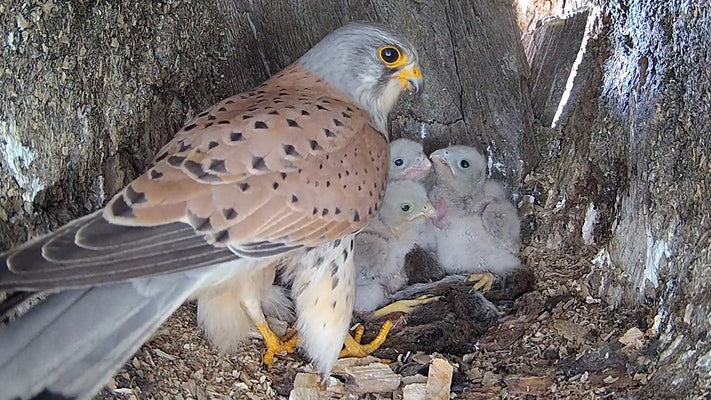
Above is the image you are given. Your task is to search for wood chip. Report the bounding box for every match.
[344,362,401,393]
[481,371,501,387]
[289,373,324,400]
[402,374,428,385]
[455,385,502,399]
[289,373,348,400]
[289,358,402,397]
[154,348,177,361]
[332,355,382,370]
[402,383,427,400]
[553,319,590,345]
[481,319,525,350]
[503,374,553,395]
[618,327,644,347]
[425,358,452,400]
[465,366,483,382]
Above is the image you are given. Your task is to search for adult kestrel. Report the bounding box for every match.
[0,21,422,400]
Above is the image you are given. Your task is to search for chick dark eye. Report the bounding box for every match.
[379,46,401,65]
[394,158,404,167]
[400,204,411,212]
[460,160,470,169]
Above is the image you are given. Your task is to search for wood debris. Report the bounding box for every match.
[424,358,453,400]
[618,327,644,348]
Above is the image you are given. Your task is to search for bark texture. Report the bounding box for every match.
[0,0,532,251]
[523,1,711,397]
[1,0,709,398]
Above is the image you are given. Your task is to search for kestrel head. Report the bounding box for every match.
[379,180,435,232]
[298,21,423,132]
[389,138,432,181]
[430,145,487,196]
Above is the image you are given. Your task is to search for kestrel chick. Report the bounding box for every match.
[338,179,435,358]
[389,138,436,252]
[0,21,423,400]
[428,145,521,291]
[388,138,432,182]
[354,180,436,313]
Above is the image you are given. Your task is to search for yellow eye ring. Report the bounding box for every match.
[378,46,407,68]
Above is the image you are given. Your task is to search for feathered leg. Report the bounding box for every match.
[288,237,355,381]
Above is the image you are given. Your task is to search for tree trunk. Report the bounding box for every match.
[1,0,709,398]
[522,1,711,398]
[0,0,531,251]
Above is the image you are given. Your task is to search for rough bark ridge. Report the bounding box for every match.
[0,0,274,248]
[0,0,532,253]
[523,1,711,397]
[3,0,709,398]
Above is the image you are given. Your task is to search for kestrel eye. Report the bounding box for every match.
[379,46,401,65]
[394,158,404,167]
[400,204,411,212]
[460,160,470,169]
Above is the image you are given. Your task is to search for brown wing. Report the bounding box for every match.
[0,65,389,290]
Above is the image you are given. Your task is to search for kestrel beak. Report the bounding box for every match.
[413,202,437,219]
[397,64,423,93]
[430,150,455,175]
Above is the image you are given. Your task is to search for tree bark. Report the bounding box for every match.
[3,0,709,397]
[523,1,711,397]
[0,0,532,252]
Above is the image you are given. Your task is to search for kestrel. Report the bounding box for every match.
[354,179,436,313]
[0,21,422,400]
[429,145,521,291]
[388,138,432,182]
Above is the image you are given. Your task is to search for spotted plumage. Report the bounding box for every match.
[0,21,422,400]
[116,67,388,259]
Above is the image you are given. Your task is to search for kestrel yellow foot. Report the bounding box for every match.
[468,272,495,291]
[256,322,300,368]
[339,321,393,358]
[371,295,442,319]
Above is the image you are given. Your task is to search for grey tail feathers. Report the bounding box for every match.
[0,273,201,400]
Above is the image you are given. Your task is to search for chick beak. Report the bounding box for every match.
[397,64,423,93]
[418,155,433,171]
[430,150,447,165]
[404,157,432,179]
[422,203,437,220]
[430,151,455,175]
